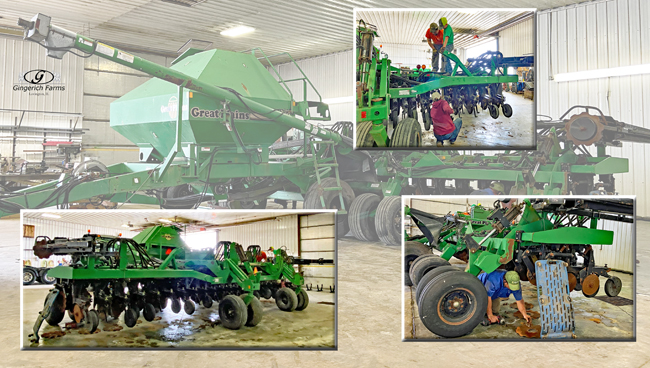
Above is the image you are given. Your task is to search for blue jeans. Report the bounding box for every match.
[431,44,442,72]
[441,43,454,74]
[434,117,462,143]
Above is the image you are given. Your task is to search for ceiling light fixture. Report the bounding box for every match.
[41,213,61,219]
[220,25,255,37]
[554,63,650,82]
[159,218,173,223]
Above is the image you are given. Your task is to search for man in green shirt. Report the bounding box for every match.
[439,17,455,75]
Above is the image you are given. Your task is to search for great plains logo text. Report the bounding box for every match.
[190,107,250,120]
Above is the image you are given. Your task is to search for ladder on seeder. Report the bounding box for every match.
[535,260,576,339]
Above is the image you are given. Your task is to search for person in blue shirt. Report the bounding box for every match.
[478,270,532,324]
[470,181,504,196]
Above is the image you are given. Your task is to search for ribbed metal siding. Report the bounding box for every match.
[537,0,650,217]
[217,215,298,256]
[272,50,353,125]
[0,37,84,160]
[22,218,136,266]
[592,219,634,273]
[499,18,535,57]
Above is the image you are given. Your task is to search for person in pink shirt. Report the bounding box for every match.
[430,92,462,146]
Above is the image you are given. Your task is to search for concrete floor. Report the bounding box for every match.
[22,285,335,349]
[403,91,534,149]
[404,262,634,340]
[2,216,650,367]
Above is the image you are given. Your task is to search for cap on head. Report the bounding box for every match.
[430,23,438,31]
[440,17,448,26]
[505,271,521,291]
[431,91,441,100]
[490,181,505,194]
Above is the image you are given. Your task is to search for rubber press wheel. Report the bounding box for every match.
[171,298,182,314]
[23,269,36,285]
[219,295,248,330]
[296,289,310,311]
[202,294,214,308]
[304,177,355,238]
[87,310,99,333]
[605,276,622,297]
[245,297,263,327]
[356,120,378,147]
[44,289,66,326]
[184,299,196,315]
[415,266,461,303]
[404,241,432,286]
[260,286,273,300]
[348,193,381,242]
[374,196,402,246]
[417,271,488,338]
[422,108,432,131]
[502,103,513,118]
[124,308,138,328]
[488,105,499,119]
[409,255,451,287]
[390,118,422,147]
[143,303,156,322]
[275,287,298,312]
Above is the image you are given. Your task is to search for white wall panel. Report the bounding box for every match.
[22,218,136,266]
[537,0,650,217]
[499,18,534,57]
[592,219,634,273]
[272,50,353,125]
[0,36,84,161]
[217,215,298,256]
[299,213,335,288]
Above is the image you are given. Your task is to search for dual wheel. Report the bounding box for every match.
[348,195,401,246]
[408,254,487,338]
[356,118,422,148]
[487,103,513,119]
[23,268,56,285]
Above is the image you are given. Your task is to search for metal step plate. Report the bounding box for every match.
[535,260,576,339]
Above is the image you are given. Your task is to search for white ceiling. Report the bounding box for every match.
[22,210,317,232]
[356,9,532,49]
[0,0,594,61]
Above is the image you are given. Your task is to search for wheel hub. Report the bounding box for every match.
[441,290,470,317]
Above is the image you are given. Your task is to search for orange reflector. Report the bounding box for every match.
[189,91,193,98]
[254,267,258,275]
[118,233,122,236]
[247,285,251,289]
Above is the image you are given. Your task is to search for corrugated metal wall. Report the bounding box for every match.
[272,51,353,125]
[22,217,136,267]
[499,18,535,57]
[299,213,335,289]
[537,0,650,217]
[82,52,172,165]
[0,36,84,161]
[592,219,634,273]
[217,215,299,255]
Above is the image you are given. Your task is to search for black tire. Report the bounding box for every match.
[404,241,431,286]
[39,269,56,285]
[171,298,181,314]
[124,308,138,328]
[415,265,461,303]
[229,199,267,209]
[219,295,248,330]
[390,108,399,129]
[143,303,156,322]
[202,294,213,308]
[390,117,422,147]
[184,300,196,315]
[245,297,263,327]
[348,193,381,242]
[502,103,513,118]
[23,269,37,285]
[409,255,451,286]
[275,287,298,312]
[296,289,310,311]
[45,290,65,326]
[162,184,195,209]
[356,120,378,147]
[417,271,488,338]
[304,177,355,238]
[605,276,622,297]
[407,107,417,120]
[260,286,273,299]
[375,196,402,246]
[87,310,99,333]
[488,105,499,119]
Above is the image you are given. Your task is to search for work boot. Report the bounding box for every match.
[436,141,443,147]
[449,140,456,145]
